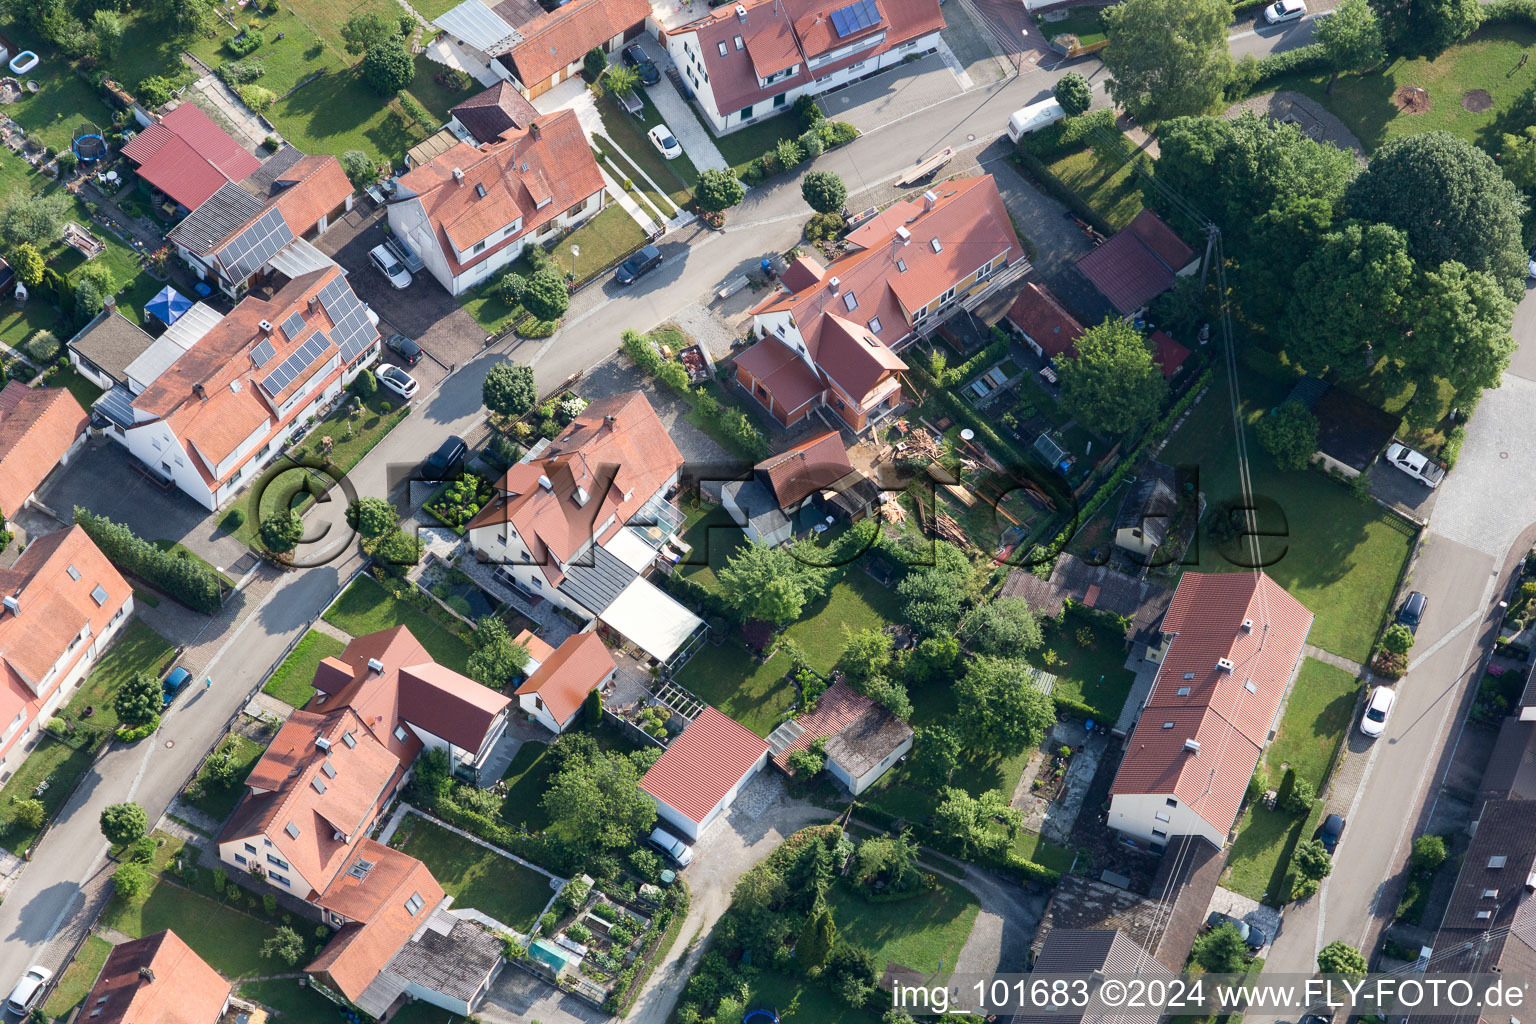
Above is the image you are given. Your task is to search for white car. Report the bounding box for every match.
[1264,0,1307,23]
[368,243,411,289]
[1360,685,1395,738]
[5,966,51,1017]
[377,364,419,401]
[647,826,694,866]
[1384,442,1446,488]
[648,124,683,160]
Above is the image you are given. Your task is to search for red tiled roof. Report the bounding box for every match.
[398,661,511,751]
[757,431,855,510]
[309,840,446,1003]
[265,154,354,237]
[681,0,943,118]
[83,930,232,1024]
[1006,282,1084,359]
[1111,572,1313,837]
[451,81,540,143]
[515,631,615,728]
[395,109,603,277]
[779,254,825,293]
[734,337,824,414]
[466,392,684,586]
[0,382,86,517]
[1150,331,1191,379]
[1076,210,1195,316]
[514,628,556,664]
[503,0,650,86]
[771,679,873,771]
[123,104,261,211]
[640,707,768,824]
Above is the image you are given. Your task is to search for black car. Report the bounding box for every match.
[1205,911,1267,951]
[622,44,661,86]
[1396,590,1427,634]
[1316,813,1345,855]
[386,333,422,366]
[615,245,663,285]
[423,435,468,481]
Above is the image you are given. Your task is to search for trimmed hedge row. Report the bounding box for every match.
[939,333,1010,388]
[74,508,223,613]
[1481,0,1536,24]
[1226,43,1329,101]
[1020,108,1118,162]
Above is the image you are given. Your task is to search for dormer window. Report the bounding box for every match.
[734,34,743,49]
[405,892,425,914]
[718,41,728,55]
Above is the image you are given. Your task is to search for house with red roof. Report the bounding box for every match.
[718,431,880,545]
[165,145,356,299]
[1108,572,1313,851]
[121,103,262,215]
[432,0,650,99]
[81,930,233,1024]
[1075,209,1198,317]
[514,630,616,734]
[665,0,945,134]
[0,381,88,519]
[640,707,770,840]
[737,176,1026,433]
[306,838,506,1018]
[466,392,706,667]
[0,525,132,784]
[110,264,379,511]
[1005,281,1085,360]
[388,109,605,296]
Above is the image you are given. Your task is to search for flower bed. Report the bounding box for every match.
[423,472,495,534]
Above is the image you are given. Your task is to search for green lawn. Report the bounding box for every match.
[1159,364,1416,663]
[674,502,749,592]
[185,734,267,823]
[595,90,698,209]
[324,576,474,673]
[704,111,805,180]
[50,362,104,410]
[397,817,552,931]
[1264,658,1359,791]
[268,68,436,167]
[101,878,274,979]
[676,569,903,737]
[0,621,174,850]
[1038,6,1108,48]
[1014,829,1077,873]
[1274,22,1536,154]
[261,629,347,707]
[561,204,650,285]
[742,970,882,1024]
[405,56,471,126]
[240,979,352,1021]
[826,876,980,973]
[601,142,679,219]
[1043,146,1143,231]
[499,740,555,832]
[1223,802,1312,904]
[1028,613,1137,721]
[42,934,111,1019]
[3,57,118,153]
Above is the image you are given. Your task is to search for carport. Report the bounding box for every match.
[598,577,704,667]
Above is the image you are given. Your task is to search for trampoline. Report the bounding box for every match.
[71,122,106,163]
[743,1011,780,1023]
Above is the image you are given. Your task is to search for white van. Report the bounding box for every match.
[1006,98,1067,143]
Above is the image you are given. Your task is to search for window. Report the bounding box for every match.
[1161,721,1175,729]
[1166,798,1178,808]
[740,103,753,120]
[774,92,787,107]
[311,777,326,794]
[235,854,247,866]
[245,843,257,854]
[1155,812,1171,823]
[267,853,290,870]
[66,565,79,581]
[405,892,425,914]
[1152,828,1168,839]
[284,821,300,840]
[912,307,926,323]
[394,724,409,742]
[1490,856,1509,868]
[1243,679,1258,694]
[472,240,486,254]
[718,41,728,55]
[895,258,907,273]
[321,760,336,779]
[842,291,857,311]
[270,873,291,887]
[342,731,357,749]
[867,316,881,334]
[1175,686,1191,696]
[734,34,743,48]
[91,585,109,606]
[941,285,956,303]
[1182,672,1196,680]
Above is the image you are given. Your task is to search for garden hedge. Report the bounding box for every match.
[74,508,223,613]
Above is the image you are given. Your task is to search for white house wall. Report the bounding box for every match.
[1107,791,1229,850]
[842,731,912,797]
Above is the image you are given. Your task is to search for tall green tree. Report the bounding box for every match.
[695,169,745,213]
[541,747,656,855]
[361,37,413,96]
[100,802,148,846]
[345,496,399,539]
[932,787,1021,857]
[837,625,892,681]
[1391,260,1516,425]
[1317,940,1368,976]
[801,171,847,214]
[483,363,538,417]
[1053,72,1092,116]
[1368,0,1478,57]
[1345,132,1528,300]
[910,725,961,787]
[1295,838,1334,880]
[467,614,531,690]
[798,905,836,970]
[954,658,1057,756]
[1499,125,1536,191]
[522,269,570,321]
[1057,319,1167,436]
[1255,403,1321,472]
[718,541,832,626]
[1286,220,1416,375]
[894,539,975,638]
[260,509,304,555]
[958,598,1042,658]
[1101,0,1232,122]
[1316,0,1385,91]
[90,9,124,58]
[340,11,400,54]
[113,672,162,726]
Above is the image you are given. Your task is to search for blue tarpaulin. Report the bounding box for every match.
[146,285,192,326]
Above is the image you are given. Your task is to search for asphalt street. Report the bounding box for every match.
[0,3,1487,1010]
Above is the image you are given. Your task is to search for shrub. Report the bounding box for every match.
[801,170,847,213]
[225,30,263,56]
[361,38,413,96]
[113,861,151,900]
[500,271,528,307]
[236,84,276,111]
[804,210,845,242]
[583,47,608,80]
[1053,71,1092,116]
[827,121,859,145]
[798,128,825,159]
[795,94,824,128]
[522,269,569,321]
[219,58,266,84]
[695,169,745,213]
[1379,623,1415,657]
[1410,834,1447,873]
[1283,777,1315,815]
[25,330,59,363]
[12,799,44,831]
[74,509,223,612]
[137,75,182,107]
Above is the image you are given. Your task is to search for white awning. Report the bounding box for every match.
[599,578,704,663]
[434,0,520,56]
[605,528,659,573]
[124,301,223,391]
[268,237,336,279]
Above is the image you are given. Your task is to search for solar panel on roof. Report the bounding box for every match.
[829,0,879,36]
[216,207,295,283]
[281,312,307,340]
[259,331,331,396]
[250,337,276,368]
[317,276,379,364]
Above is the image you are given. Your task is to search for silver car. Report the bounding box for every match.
[1264,0,1306,22]
[5,967,51,1017]
[648,826,694,866]
[368,243,411,289]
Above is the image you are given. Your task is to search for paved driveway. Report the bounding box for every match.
[35,439,250,571]
[317,205,488,390]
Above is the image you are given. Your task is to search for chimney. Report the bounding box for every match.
[367,657,384,673]
[1526,873,1536,893]
[529,122,541,141]
[538,474,553,491]
[103,294,116,312]
[308,296,320,314]
[316,736,331,751]
[258,319,273,334]
[921,189,937,211]
[452,167,465,184]
[1216,657,1234,672]
[2,595,16,616]
[735,3,747,19]
[1183,738,1201,753]
[1241,619,1254,632]
[575,486,589,507]
[193,382,207,401]
[604,413,617,431]
[828,276,840,292]
[896,226,910,245]
[138,967,155,983]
